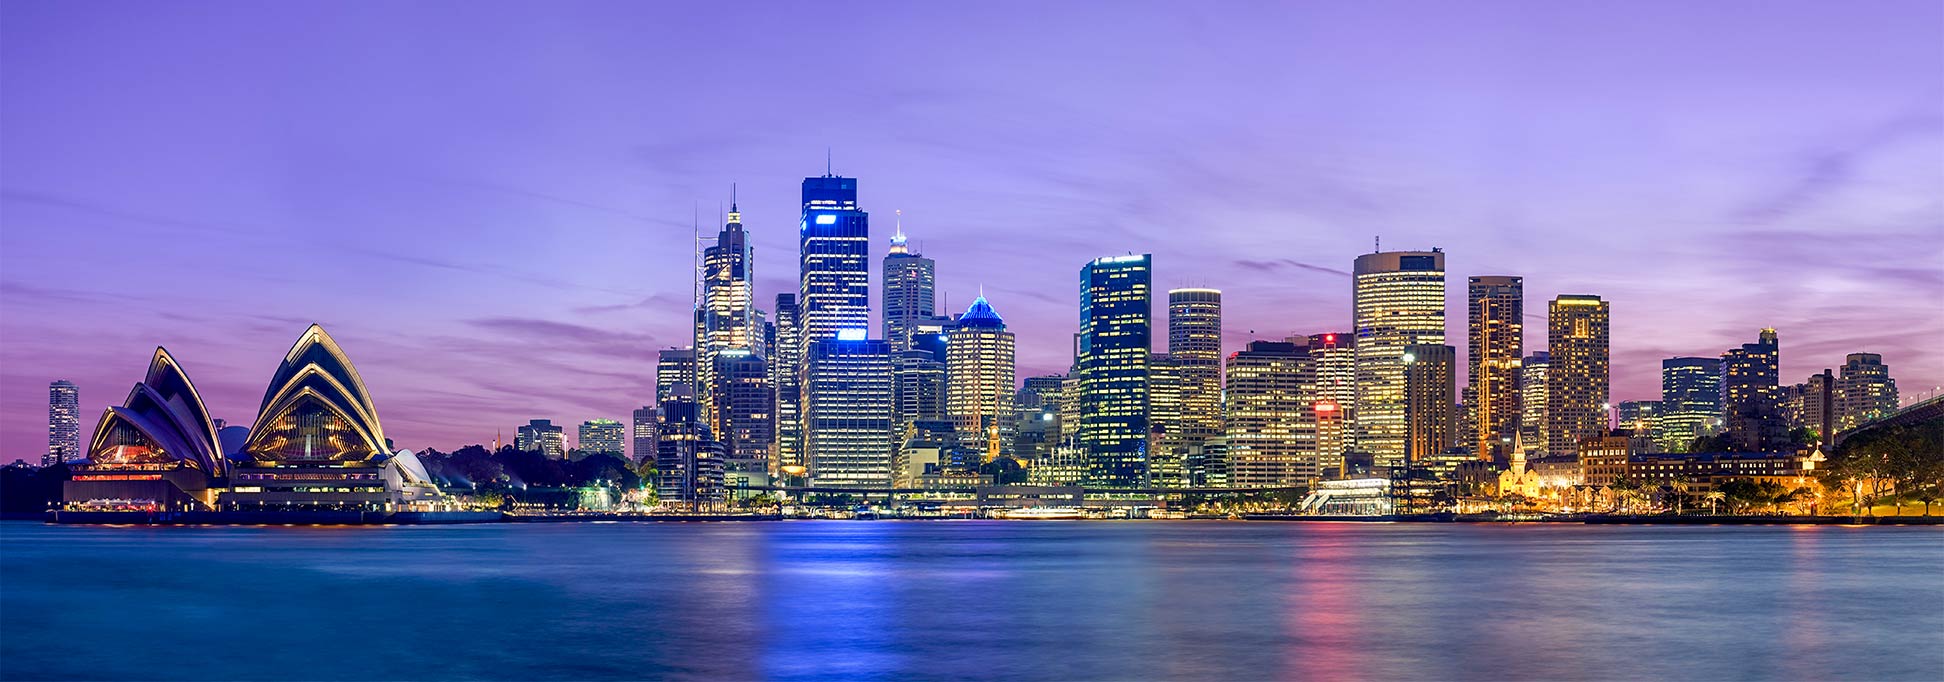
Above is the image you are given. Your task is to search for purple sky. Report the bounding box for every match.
[2,1,1940,457]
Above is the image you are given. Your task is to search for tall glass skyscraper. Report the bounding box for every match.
[1660,356,1723,452]
[1467,276,1523,463]
[945,296,1016,462]
[1404,343,1457,461]
[631,405,658,464]
[1722,328,1784,450]
[771,294,803,475]
[883,215,936,353]
[699,202,760,441]
[799,174,870,346]
[1078,254,1152,487]
[47,379,79,467]
[1546,295,1610,455]
[1167,288,1223,447]
[1352,250,1445,468]
[804,336,895,487]
[1519,351,1550,453]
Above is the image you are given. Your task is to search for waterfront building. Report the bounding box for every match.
[804,335,895,487]
[882,216,936,353]
[1014,375,1066,463]
[47,379,80,467]
[894,350,948,430]
[1467,276,1523,463]
[1168,288,1224,445]
[1185,438,1230,487]
[65,348,224,510]
[517,419,566,459]
[1403,343,1457,462]
[1519,351,1550,454]
[577,419,625,458]
[631,405,658,463]
[946,296,1017,463]
[799,173,870,348]
[771,294,803,475]
[893,419,962,486]
[1627,451,1815,496]
[655,389,725,510]
[1782,369,1834,449]
[1835,353,1898,431]
[1225,341,1316,487]
[699,202,760,438]
[1314,399,1346,479]
[1722,328,1785,451]
[711,350,773,484]
[1146,353,1186,487]
[656,348,697,404]
[1077,254,1152,487]
[1351,250,1445,468]
[1578,434,1634,489]
[1546,295,1609,456]
[1660,356,1725,452]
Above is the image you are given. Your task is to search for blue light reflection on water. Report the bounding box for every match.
[2,521,1940,681]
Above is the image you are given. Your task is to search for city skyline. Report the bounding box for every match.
[3,2,1941,457]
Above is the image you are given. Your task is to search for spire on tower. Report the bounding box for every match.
[889,209,910,253]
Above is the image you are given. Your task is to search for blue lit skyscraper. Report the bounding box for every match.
[883,212,936,353]
[1078,254,1152,487]
[799,173,870,346]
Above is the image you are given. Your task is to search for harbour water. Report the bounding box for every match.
[3,521,1939,681]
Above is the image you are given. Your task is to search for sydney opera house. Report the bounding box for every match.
[63,325,444,515]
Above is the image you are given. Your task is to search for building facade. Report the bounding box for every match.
[47,379,80,467]
[804,336,895,487]
[1077,254,1152,487]
[577,419,624,457]
[699,203,759,438]
[631,405,658,463]
[771,294,803,475]
[798,174,870,349]
[1546,295,1610,455]
[1351,250,1445,468]
[1404,343,1457,462]
[882,217,936,353]
[946,296,1017,463]
[1519,351,1549,454]
[1467,276,1523,463]
[1835,353,1898,431]
[1722,328,1784,451]
[1167,288,1224,447]
[517,419,566,459]
[1660,356,1724,452]
[1224,341,1316,487]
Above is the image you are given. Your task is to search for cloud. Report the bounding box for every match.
[1233,258,1352,277]
[1731,101,1944,226]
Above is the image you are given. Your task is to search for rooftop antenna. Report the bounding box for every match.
[1375,235,1381,253]
[826,147,833,177]
[731,182,738,212]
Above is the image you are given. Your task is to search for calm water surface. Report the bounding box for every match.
[3,521,1940,681]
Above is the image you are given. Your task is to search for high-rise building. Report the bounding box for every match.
[1307,333,1355,462]
[577,419,625,457]
[1224,341,1315,487]
[1617,400,1661,453]
[516,419,566,459]
[712,350,773,483]
[1167,289,1224,445]
[699,202,760,440]
[631,405,658,463]
[1660,357,1725,452]
[1722,328,1784,451]
[1077,254,1152,487]
[656,348,697,404]
[771,294,803,475]
[1783,370,1834,443]
[1352,250,1445,468]
[883,215,936,353]
[655,391,724,510]
[804,335,895,487]
[1404,343,1457,462]
[46,379,80,467]
[1546,295,1610,455]
[1519,351,1550,453]
[1467,276,1523,463]
[945,296,1016,463]
[1835,353,1898,431]
[1146,353,1185,487]
[894,349,947,440]
[1314,399,1346,479]
[1014,375,1067,463]
[799,173,869,347]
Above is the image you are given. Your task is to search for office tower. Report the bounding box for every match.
[712,350,774,483]
[1146,353,1185,487]
[1467,276,1523,463]
[1307,332,1355,446]
[699,202,760,438]
[1660,357,1725,452]
[46,379,79,467]
[1014,375,1066,463]
[1352,250,1445,468]
[883,215,935,353]
[1519,351,1550,453]
[1546,295,1610,455]
[1186,437,1230,488]
[1078,254,1152,487]
[771,294,803,474]
[799,173,869,347]
[656,348,697,404]
[1722,328,1784,451]
[1783,370,1833,437]
[577,419,625,457]
[1403,343,1457,462]
[655,390,725,511]
[804,335,895,486]
[1616,401,1661,435]
[1225,341,1316,487]
[893,349,947,444]
[945,296,1016,463]
[1314,399,1346,479]
[516,419,566,459]
[1168,289,1224,445]
[1836,353,1898,431]
[631,405,658,463]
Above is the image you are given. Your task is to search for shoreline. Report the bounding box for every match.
[20,511,1941,526]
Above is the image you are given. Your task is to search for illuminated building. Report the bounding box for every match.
[771,294,803,474]
[894,419,961,487]
[1146,353,1185,487]
[1167,288,1223,447]
[1616,400,1661,453]
[883,214,936,353]
[655,389,725,510]
[804,334,895,487]
[226,325,440,511]
[1578,435,1633,489]
[631,405,658,463]
[894,350,947,430]
[1313,399,1346,479]
[1352,250,1445,468]
[517,420,565,458]
[1519,351,1549,454]
[1467,276,1523,463]
[577,419,624,457]
[1782,369,1833,448]
[65,348,223,510]
[656,348,696,404]
[1403,343,1456,462]
[711,350,773,484]
[798,173,870,348]
[699,202,762,445]
[1722,328,1784,451]
[1224,341,1316,487]
[1546,295,1609,455]
[46,379,80,467]
[1836,353,1898,431]
[945,296,1016,463]
[1077,254,1152,487]
[1659,357,1724,452]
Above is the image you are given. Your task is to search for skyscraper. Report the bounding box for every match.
[1404,343,1457,461]
[894,349,947,435]
[883,214,936,353]
[1660,357,1725,452]
[771,294,803,475]
[577,419,624,457]
[699,201,760,440]
[46,379,79,467]
[1467,276,1523,463]
[1167,288,1223,445]
[945,296,1016,463]
[517,419,566,459]
[1835,352,1898,431]
[712,350,774,483]
[1519,351,1550,453]
[1015,375,1067,463]
[1352,250,1445,468]
[1146,353,1185,487]
[656,348,697,404]
[799,173,870,346]
[656,390,725,511]
[631,405,658,463]
[1722,328,1784,451]
[1546,295,1610,455]
[804,335,895,487]
[1224,341,1316,487]
[1077,254,1152,487]
[1308,333,1356,451]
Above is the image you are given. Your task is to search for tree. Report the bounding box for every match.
[1702,491,1725,515]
